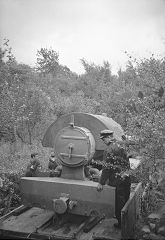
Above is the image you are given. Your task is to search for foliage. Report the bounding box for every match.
[0,171,22,216]
[36,47,59,76]
[124,57,165,183]
[0,41,54,145]
[53,90,100,117]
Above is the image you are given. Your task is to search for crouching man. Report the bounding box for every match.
[25,153,42,177]
[48,152,62,177]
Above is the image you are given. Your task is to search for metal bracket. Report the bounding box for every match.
[69,114,74,128]
[68,143,74,159]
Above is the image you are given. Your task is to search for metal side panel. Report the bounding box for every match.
[121,182,143,239]
[21,177,115,218]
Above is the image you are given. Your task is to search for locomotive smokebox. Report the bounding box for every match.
[52,119,95,180]
[42,112,124,180]
[43,112,124,179]
[21,113,124,218]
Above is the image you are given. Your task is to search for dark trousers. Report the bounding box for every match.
[115,176,131,224]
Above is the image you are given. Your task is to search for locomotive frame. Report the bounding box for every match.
[0,113,145,239]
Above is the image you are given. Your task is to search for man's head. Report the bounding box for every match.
[30,153,40,167]
[31,152,38,159]
[100,130,115,145]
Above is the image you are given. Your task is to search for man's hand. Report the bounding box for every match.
[97,183,103,192]
[121,173,129,179]
[118,171,130,179]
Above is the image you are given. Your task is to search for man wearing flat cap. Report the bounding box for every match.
[97,129,131,229]
[48,152,62,177]
[48,152,59,170]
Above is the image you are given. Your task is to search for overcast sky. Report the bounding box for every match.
[0,0,165,74]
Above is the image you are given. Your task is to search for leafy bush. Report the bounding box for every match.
[0,171,22,216]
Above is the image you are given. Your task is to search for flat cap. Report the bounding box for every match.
[50,152,55,157]
[100,129,114,139]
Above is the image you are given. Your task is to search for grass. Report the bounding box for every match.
[0,139,53,174]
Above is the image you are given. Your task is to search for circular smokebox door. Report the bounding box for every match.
[54,126,95,167]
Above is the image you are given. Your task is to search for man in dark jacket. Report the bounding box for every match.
[97,130,131,228]
[25,153,41,177]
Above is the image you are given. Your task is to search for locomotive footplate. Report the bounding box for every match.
[0,206,121,240]
[0,183,143,239]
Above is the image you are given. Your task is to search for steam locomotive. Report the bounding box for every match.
[0,113,143,239]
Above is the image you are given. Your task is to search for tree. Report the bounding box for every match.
[36,47,59,76]
[53,90,100,117]
[0,40,18,142]
[16,88,53,144]
[0,41,54,145]
[123,55,165,183]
